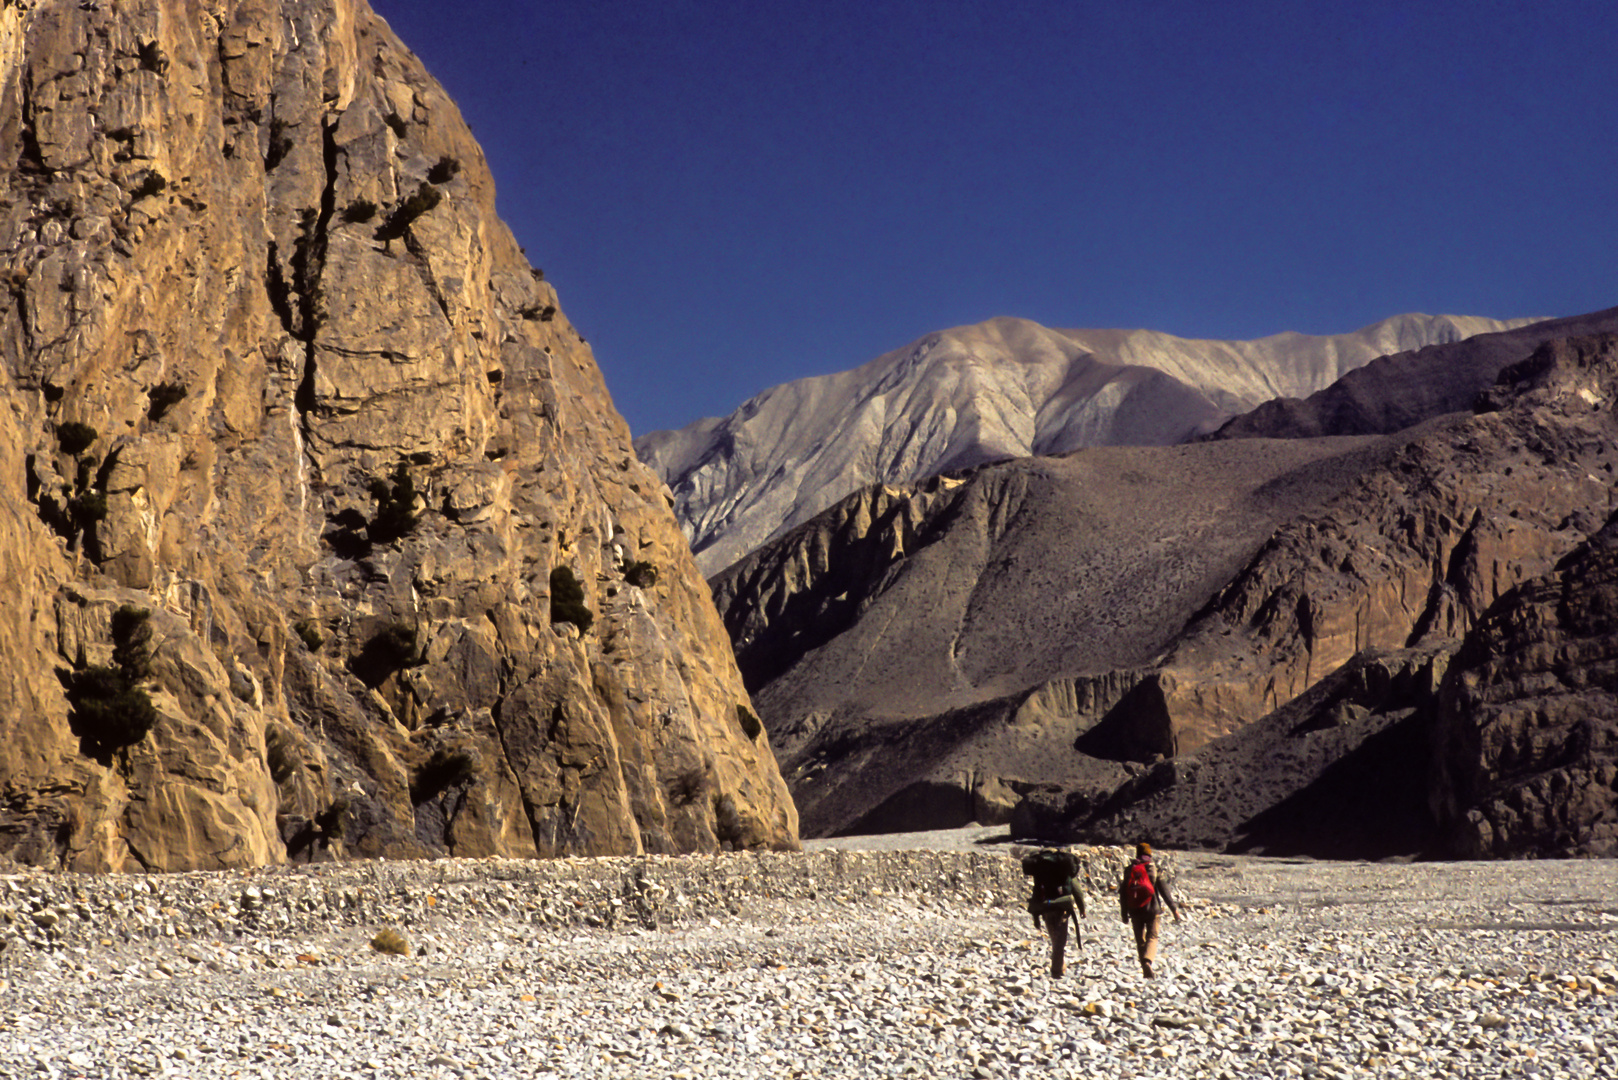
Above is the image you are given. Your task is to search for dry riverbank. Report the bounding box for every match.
[2,842,1614,1078]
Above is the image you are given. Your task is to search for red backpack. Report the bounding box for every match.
[1122,860,1156,912]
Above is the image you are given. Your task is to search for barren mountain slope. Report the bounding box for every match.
[715,332,1618,850]
[640,313,1536,574]
[713,434,1415,836]
[0,0,796,871]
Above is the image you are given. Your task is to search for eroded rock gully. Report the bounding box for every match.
[0,0,797,871]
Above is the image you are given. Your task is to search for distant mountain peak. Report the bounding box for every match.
[638,313,1539,575]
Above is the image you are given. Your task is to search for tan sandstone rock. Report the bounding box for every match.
[0,0,797,871]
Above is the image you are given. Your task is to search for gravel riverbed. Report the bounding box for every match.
[2,836,1615,1079]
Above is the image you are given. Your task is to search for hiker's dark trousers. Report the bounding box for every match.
[1041,909,1069,977]
[1128,910,1160,975]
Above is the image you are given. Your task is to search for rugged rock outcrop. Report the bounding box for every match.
[1208,307,1618,442]
[1424,341,1618,858]
[1428,519,1618,859]
[714,328,1618,853]
[1013,645,1454,858]
[0,0,797,871]
[641,313,1537,575]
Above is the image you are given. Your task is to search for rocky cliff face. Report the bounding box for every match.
[1428,520,1618,859]
[0,0,797,871]
[640,313,1537,575]
[1426,342,1618,858]
[713,324,1618,854]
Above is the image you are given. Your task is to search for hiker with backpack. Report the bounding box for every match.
[1119,842,1181,978]
[1021,848,1086,978]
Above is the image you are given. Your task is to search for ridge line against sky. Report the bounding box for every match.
[371,0,1617,437]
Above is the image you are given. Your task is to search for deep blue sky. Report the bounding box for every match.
[371,0,1617,437]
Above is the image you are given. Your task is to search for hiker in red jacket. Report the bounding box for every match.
[1118,842,1181,978]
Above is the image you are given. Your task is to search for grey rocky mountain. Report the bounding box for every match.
[710,315,1618,857]
[639,313,1536,575]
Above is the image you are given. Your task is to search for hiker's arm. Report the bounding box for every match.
[1070,879,1086,918]
[1160,875,1183,921]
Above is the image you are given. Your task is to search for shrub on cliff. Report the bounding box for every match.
[55,422,98,455]
[374,182,441,245]
[67,606,159,759]
[549,566,594,633]
[426,155,461,184]
[366,463,419,544]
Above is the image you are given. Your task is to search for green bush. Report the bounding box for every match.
[426,155,461,184]
[737,704,763,741]
[342,198,378,224]
[70,666,159,753]
[56,422,98,455]
[292,618,324,653]
[549,566,594,633]
[67,606,159,757]
[624,560,658,589]
[110,605,153,681]
[69,489,107,529]
[366,463,419,544]
[373,182,442,244]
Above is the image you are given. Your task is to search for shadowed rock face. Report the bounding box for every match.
[1208,307,1618,442]
[714,330,1618,854]
[0,0,796,871]
[1012,645,1455,858]
[1428,523,1618,859]
[641,314,1537,576]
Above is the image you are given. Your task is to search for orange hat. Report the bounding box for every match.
[1136,842,1152,858]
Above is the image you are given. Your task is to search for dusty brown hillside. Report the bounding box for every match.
[0,0,796,871]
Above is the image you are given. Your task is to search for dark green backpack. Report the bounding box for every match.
[1022,849,1081,913]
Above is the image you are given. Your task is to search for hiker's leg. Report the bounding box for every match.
[1142,912,1161,976]
[1044,911,1067,977]
[1129,913,1149,973]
